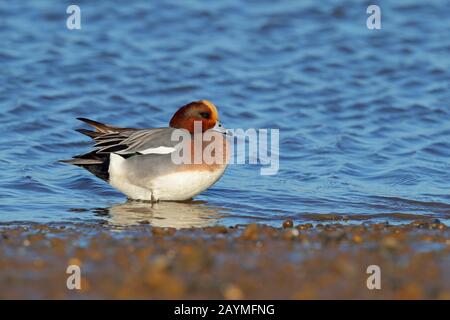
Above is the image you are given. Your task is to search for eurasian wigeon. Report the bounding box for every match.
[61,100,229,201]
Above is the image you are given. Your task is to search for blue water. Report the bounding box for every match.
[1,0,450,227]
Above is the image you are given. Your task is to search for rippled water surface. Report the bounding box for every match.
[1,0,450,227]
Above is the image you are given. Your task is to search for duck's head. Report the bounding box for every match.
[169,100,226,134]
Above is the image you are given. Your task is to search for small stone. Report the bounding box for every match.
[241,224,259,241]
[208,226,228,234]
[352,234,363,243]
[297,223,313,230]
[223,284,244,300]
[283,228,299,240]
[381,236,399,250]
[68,258,82,267]
[282,220,294,229]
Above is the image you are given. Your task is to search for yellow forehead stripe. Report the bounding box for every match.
[200,100,219,120]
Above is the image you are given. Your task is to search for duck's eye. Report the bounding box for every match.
[199,112,210,119]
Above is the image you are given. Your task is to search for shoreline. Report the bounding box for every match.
[1,220,449,299]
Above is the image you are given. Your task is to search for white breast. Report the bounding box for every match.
[108,153,227,201]
[151,168,226,201]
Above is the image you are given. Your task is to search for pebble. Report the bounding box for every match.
[241,223,259,240]
[297,223,313,230]
[352,234,363,243]
[223,284,244,300]
[381,236,399,250]
[282,220,294,229]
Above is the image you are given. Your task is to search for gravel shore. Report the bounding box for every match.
[1,220,449,299]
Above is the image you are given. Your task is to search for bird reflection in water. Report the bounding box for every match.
[95,200,226,229]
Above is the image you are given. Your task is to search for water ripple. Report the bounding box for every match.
[1,0,450,226]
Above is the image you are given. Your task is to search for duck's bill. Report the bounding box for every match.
[212,121,233,136]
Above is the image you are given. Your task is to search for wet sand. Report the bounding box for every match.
[1,220,449,299]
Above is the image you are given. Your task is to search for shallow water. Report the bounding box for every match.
[1,0,450,227]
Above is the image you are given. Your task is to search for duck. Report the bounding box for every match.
[61,100,230,202]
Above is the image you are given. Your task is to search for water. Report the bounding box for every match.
[1,0,450,228]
